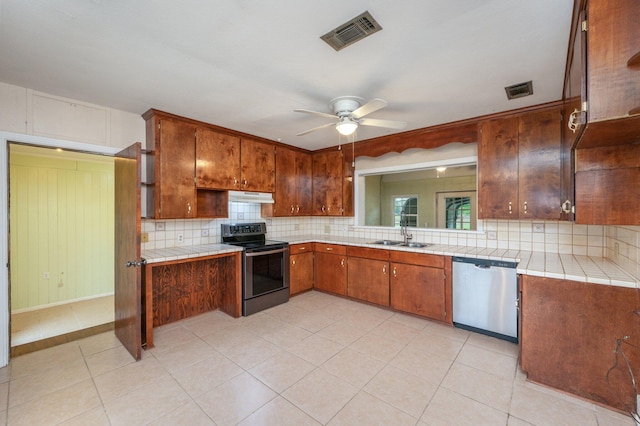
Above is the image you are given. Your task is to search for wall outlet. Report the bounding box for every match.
[487,231,497,240]
[141,232,149,243]
[177,233,184,242]
[43,272,50,279]
[155,222,165,231]
[237,212,244,219]
[324,225,331,234]
[201,229,209,237]
[532,223,545,233]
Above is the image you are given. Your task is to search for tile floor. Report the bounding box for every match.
[1,291,636,425]
[11,295,114,346]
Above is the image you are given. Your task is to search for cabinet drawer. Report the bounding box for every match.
[347,246,389,261]
[290,243,313,255]
[314,243,346,255]
[389,251,444,268]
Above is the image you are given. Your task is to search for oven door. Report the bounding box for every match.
[243,246,289,299]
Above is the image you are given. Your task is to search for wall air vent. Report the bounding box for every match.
[505,81,534,100]
[321,11,382,51]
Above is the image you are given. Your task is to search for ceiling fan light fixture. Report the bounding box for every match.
[336,118,358,135]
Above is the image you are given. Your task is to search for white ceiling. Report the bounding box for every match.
[0,1,573,151]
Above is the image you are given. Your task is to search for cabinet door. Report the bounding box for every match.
[390,262,445,321]
[478,117,519,219]
[290,251,313,295]
[241,139,275,192]
[296,151,313,215]
[312,150,343,215]
[195,128,241,190]
[156,119,196,218]
[518,109,562,220]
[314,252,347,295]
[347,257,389,306]
[274,146,297,216]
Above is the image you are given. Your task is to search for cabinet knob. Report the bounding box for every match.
[508,201,512,214]
[561,199,572,214]
[382,265,387,274]
[296,205,300,213]
[325,247,333,251]
[233,177,238,187]
[243,178,248,188]
[568,108,581,133]
[523,201,527,214]
[187,202,192,214]
[290,205,295,214]
[393,266,397,278]
[321,205,326,213]
[291,259,296,265]
[340,258,345,267]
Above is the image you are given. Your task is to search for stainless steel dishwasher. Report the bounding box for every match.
[452,256,518,343]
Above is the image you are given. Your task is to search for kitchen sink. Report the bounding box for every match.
[399,242,431,248]
[370,240,403,245]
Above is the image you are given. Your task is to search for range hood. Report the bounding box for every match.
[228,190,274,204]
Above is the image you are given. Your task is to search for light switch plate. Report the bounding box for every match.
[532,223,545,233]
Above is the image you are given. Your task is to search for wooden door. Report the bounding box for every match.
[390,263,445,321]
[296,151,313,216]
[290,252,313,295]
[195,128,241,190]
[314,252,347,295]
[241,139,275,192]
[478,117,519,219]
[347,257,389,306]
[274,146,297,216]
[312,150,343,215]
[156,119,196,218]
[518,109,562,220]
[114,143,142,361]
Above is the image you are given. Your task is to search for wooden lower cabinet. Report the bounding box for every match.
[520,275,640,411]
[314,244,347,295]
[390,262,446,321]
[143,253,241,348]
[389,251,450,323]
[347,257,389,306]
[290,244,314,295]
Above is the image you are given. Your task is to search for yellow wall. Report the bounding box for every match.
[380,175,476,228]
[9,150,114,311]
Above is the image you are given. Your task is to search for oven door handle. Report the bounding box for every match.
[244,247,288,257]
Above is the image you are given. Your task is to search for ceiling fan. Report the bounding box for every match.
[294,96,407,136]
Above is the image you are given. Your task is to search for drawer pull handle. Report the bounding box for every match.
[341,258,345,267]
[393,266,397,278]
[568,108,581,133]
[292,259,296,265]
[508,201,512,214]
[382,265,387,274]
[326,247,333,251]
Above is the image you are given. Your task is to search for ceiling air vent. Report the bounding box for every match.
[321,11,382,51]
[505,81,534,100]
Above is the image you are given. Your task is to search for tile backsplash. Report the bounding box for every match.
[141,202,639,280]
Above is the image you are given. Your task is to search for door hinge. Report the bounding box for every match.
[581,19,588,32]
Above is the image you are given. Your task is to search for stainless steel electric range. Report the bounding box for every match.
[221,223,289,316]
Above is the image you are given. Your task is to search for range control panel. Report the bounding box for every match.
[221,222,267,237]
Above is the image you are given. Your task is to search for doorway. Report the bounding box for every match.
[8,143,116,353]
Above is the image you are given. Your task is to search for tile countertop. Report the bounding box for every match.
[280,235,639,289]
[141,236,639,289]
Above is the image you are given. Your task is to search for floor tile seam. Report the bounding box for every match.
[447,358,518,386]
[246,362,320,397]
[354,388,422,424]
[438,374,514,415]
[463,340,519,359]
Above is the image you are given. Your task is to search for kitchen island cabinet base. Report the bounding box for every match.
[142,252,242,348]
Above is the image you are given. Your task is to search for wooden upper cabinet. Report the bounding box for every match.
[312,150,344,216]
[146,116,197,219]
[195,128,241,190]
[273,146,312,216]
[240,138,275,193]
[567,0,640,148]
[479,108,562,220]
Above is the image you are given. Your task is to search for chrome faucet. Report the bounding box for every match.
[400,210,413,244]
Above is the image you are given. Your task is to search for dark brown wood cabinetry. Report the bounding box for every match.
[272,146,312,216]
[289,244,314,295]
[346,247,390,306]
[313,243,347,295]
[478,108,563,220]
[144,113,197,219]
[575,143,640,224]
[240,138,276,192]
[195,128,241,190]
[566,0,640,148]
[520,275,640,412]
[312,150,345,216]
[143,252,242,348]
[389,251,450,323]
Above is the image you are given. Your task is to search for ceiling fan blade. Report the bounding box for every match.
[351,98,388,119]
[359,117,407,130]
[294,109,337,120]
[296,122,337,136]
